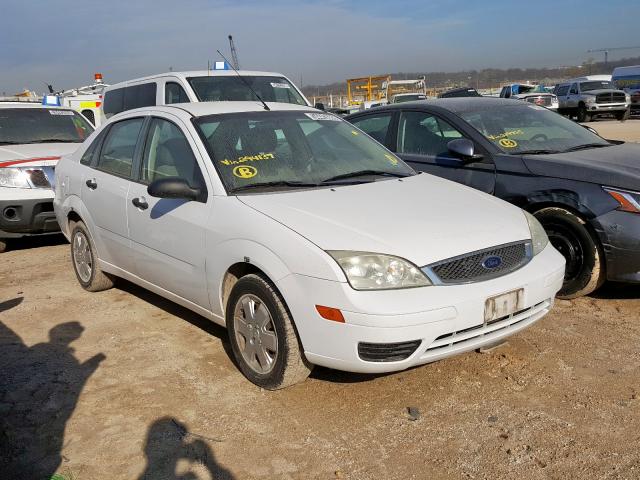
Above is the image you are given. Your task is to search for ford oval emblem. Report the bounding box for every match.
[482,256,502,269]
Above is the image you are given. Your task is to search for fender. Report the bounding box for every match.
[206,238,295,319]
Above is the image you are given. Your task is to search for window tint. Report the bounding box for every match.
[570,83,578,94]
[124,83,157,111]
[141,118,204,189]
[398,111,463,156]
[97,118,144,178]
[349,114,392,144]
[556,85,570,96]
[103,88,125,118]
[165,82,190,104]
[187,76,307,105]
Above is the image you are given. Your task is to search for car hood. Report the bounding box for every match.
[0,143,81,167]
[521,143,640,191]
[238,174,531,267]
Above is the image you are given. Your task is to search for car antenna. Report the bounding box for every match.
[216,49,270,111]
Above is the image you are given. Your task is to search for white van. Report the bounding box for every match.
[100,70,311,122]
[612,65,640,114]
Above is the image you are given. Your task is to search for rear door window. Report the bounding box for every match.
[103,88,125,118]
[96,118,144,178]
[165,82,190,104]
[349,114,393,145]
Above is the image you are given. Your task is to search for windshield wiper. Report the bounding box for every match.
[517,149,561,155]
[26,139,79,144]
[320,169,410,184]
[229,180,319,193]
[561,143,612,153]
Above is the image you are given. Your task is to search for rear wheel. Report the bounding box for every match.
[226,274,311,389]
[534,207,605,299]
[577,104,592,122]
[615,108,630,121]
[70,221,114,292]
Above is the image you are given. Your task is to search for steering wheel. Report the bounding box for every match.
[530,133,549,142]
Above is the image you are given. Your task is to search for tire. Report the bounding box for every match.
[615,108,630,121]
[70,221,114,292]
[226,274,311,389]
[534,207,605,299]
[577,104,591,122]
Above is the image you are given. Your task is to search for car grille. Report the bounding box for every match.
[423,241,531,285]
[358,340,422,362]
[596,92,626,104]
[25,169,51,188]
[525,96,552,106]
[423,300,551,355]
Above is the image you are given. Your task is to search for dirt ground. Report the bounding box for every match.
[1,121,640,480]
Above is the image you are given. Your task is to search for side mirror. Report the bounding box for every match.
[314,102,326,111]
[447,138,480,163]
[147,177,201,201]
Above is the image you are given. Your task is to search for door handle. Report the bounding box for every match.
[132,197,149,210]
[85,179,97,190]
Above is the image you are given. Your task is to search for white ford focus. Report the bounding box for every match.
[54,101,565,389]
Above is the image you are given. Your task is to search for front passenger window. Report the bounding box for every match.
[141,118,205,189]
[96,118,144,177]
[398,111,463,156]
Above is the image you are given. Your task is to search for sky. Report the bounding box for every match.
[1,0,638,94]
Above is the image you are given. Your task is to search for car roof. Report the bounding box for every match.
[349,97,515,115]
[106,70,291,88]
[118,101,317,119]
[0,102,71,110]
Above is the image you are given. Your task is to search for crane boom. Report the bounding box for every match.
[228,35,240,70]
[587,46,640,64]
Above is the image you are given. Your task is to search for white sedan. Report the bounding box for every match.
[54,101,565,389]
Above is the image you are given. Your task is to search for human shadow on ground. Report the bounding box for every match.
[2,233,67,253]
[138,417,234,480]
[0,321,104,479]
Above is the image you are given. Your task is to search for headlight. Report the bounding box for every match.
[523,211,549,256]
[604,187,640,214]
[0,168,31,188]
[625,94,632,103]
[584,95,596,104]
[327,251,432,290]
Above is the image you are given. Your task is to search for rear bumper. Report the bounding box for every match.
[0,189,59,237]
[592,210,640,283]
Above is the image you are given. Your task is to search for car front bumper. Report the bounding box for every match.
[0,188,59,237]
[278,244,565,373]
[592,210,640,283]
[587,103,629,112]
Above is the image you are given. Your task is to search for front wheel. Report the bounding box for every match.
[226,274,311,389]
[534,207,605,299]
[577,104,591,122]
[615,108,630,121]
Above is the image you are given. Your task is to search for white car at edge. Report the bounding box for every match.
[0,102,94,252]
[54,101,565,389]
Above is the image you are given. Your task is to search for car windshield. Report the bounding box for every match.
[194,110,415,193]
[187,76,307,106]
[0,108,93,145]
[580,81,615,91]
[459,103,610,154]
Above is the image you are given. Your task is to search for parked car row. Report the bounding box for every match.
[2,67,639,390]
